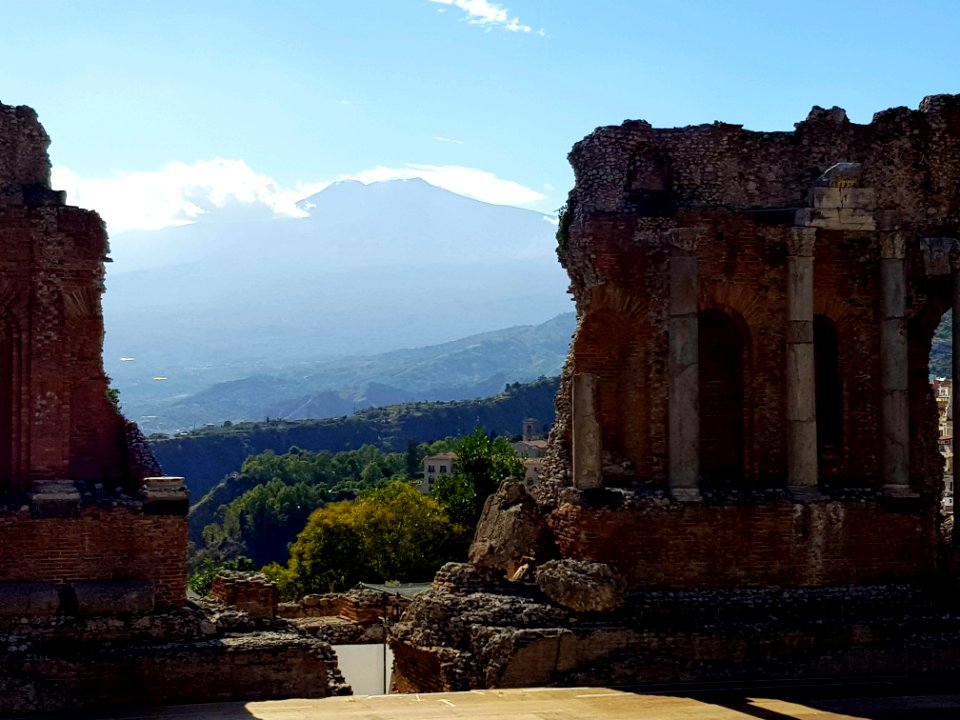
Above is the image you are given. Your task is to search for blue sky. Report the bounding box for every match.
[2,0,959,232]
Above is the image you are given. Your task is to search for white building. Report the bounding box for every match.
[420,452,455,493]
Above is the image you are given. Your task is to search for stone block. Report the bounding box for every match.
[838,207,876,229]
[29,479,81,518]
[72,579,155,616]
[536,559,627,613]
[0,581,59,617]
[142,476,189,516]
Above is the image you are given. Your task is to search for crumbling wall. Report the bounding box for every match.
[0,104,50,189]
[0,101,183,611]
[553,96,960,491]
[392,95,960,693]
[0,601,350,714]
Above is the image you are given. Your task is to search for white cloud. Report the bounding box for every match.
[428,0,539,33]
[52,160,545,233]
[52,160,329,234]
[343,164,545,206]
[433,135,464,144]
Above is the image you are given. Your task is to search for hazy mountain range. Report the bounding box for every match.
[101,179,574,431]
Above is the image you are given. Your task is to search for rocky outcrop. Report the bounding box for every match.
[469,480,546,577]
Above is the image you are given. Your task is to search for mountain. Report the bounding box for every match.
[101,178,570,430]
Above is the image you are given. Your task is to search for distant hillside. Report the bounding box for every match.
[104,178,571,430]
[137,312,575,432]
[151,376,560,500]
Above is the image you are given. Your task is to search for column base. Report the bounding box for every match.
[789,485,825,503]
[29,479,81,518]
[882,483,919,498]
[671,487,702,503]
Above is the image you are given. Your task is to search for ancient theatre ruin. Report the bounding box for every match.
[0,103,347,714]
[0,103,186,607]
[391,94,960,689]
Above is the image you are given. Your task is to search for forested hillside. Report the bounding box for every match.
[151,376,559,499]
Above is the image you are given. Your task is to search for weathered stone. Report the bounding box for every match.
[572,373,601,489]
[72,580,155,616]
[211,571,279,620]
[0,582,59,617]
[535,559,626,613]
[469,480,545,575]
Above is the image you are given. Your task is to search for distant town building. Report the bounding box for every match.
[522,457,544,488]
[420,452,455,493]
[420,419,552,493]
[934,378,954,514]
[512,439,549,458]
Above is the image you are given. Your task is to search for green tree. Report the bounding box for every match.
[285,500,367,595]
[446,427,523,524]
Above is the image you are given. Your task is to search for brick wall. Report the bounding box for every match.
[0,506,186,607]
[548,498,938,589]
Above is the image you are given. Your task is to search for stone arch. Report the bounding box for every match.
[573,285,658,482]
[909,285,954,496]
[698,308,751,488]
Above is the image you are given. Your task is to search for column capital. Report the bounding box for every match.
[879,230,906,260]
[667,227,705,254]
[919,237,958,275]
[788,227,817,257]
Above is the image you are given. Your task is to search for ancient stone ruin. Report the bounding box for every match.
[0,103,183,607]
[391,94,960,689]
[0,103,348,714]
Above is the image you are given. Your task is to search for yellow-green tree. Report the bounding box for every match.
[269,480,455,597]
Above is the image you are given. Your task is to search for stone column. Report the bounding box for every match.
[880,230,913,496]
[572,372,602,490]
[786,227,819,498]
[668,227,701,502]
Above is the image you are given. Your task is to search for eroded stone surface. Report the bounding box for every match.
[535,559,626,613]
[468,480,545,576]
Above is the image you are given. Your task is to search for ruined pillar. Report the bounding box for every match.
[880,230,913,496]
[572,372,601,490]
[668,227,701,502]
[952,247,960,540]
[786,227,819,498]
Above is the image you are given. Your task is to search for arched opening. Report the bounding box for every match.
[928,307,954,513]
[815,315,843,466]
[699,309,746,487]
